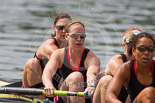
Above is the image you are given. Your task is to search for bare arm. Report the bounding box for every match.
[84,51,100,97]
[106,62,130,103]
[86,52,100,85]
[42,49,61,88]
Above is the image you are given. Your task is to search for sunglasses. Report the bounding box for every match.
[66,33,86,39]
[136,46,155,52]
[55,25,65,30]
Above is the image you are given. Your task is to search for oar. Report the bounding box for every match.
[0,87,88,97]
[0,87,44,95]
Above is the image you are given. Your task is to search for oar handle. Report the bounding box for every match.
[54,90,85,97]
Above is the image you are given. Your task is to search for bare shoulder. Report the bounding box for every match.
[42,38,57,47]
[50,48,65,64]
[87,50,100,60]
[121,61,130,72]
[105,54,123,75]
[118,61,130,73]
[43,38,55,45]
[37,39,58,58]
[37,38,57,50]
[51,48,65,57]
[85,50,100,66]
[107,54,123,66]
[110,54,123,63]
[115,61,131,86]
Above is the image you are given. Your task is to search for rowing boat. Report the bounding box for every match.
[0,81,10,86]
[0,80,87,103]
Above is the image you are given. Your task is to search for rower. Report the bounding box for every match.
[93,27,144,103]
[42,20,100,103]
[106,32,155,103]
[22,13,72,90]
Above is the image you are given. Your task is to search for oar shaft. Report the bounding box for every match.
[0,87,44,95]
[0,87,85,97]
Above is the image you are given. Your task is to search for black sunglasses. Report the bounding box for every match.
[55,25,65,30]
[67,33,86,39]
[136,46,155,52]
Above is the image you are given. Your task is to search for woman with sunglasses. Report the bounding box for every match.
[22,13,72,91]
[106,32,155,103]
[42,21,100,103]
[93,27,144,103]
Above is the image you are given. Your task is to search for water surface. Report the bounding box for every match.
[0,0,155,82]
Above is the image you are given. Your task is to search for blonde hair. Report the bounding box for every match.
[121,27,144,44]
[65,20,85,33]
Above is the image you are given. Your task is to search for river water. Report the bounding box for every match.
[0,0,155,82]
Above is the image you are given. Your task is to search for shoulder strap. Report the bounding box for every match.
[120,54,127,63]
[80,48,90,67]
[63,47,68,64]
[34,52,41,61]
[151,60,154,78]
[52,38,59,48]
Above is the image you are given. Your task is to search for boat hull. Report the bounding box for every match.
[0,80,45,103]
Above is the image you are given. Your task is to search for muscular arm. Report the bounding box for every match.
[39,39,58,60]
[106,62,130,103]
[42,49,61,87]
[86,51,100,86]
[43,39,58,59]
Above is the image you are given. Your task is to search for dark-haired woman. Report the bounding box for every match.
[106,32,155,103]
[93,27,144,103]
[22,13,72,90]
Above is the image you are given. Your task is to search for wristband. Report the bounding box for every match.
[87,82,95,88]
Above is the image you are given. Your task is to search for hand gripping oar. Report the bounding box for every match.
[54,90,88,97]
[0,87,88,97]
